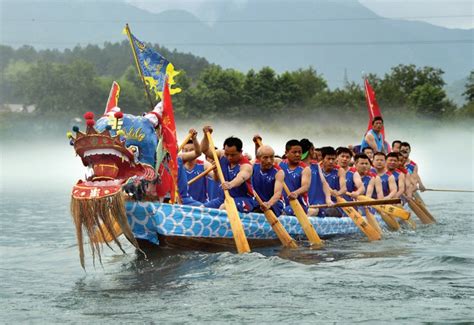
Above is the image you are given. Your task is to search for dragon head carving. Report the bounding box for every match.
[68,82,170,268]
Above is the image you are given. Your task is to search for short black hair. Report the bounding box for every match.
[392,140,401,147]
[336,147,353,157]
[387,152,400,159]
[285,139,301,151]
[400,142,411,149]
[300,138,314,153]
[321,146,337,159]
[186,139,194,145]
[355,153,371,163]
[374,152,386,159]
[223,136,243,152]
[372,116,384,125]
[363,147,374,153]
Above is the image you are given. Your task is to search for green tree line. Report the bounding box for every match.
[0,43,472,120]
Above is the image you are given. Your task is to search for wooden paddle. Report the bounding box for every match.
[425,188,474,193]
[415,200,437,223]
[178,132,194,153]
[364,206,383,236]
[335,196,381,241]
[205,131,251,253]
[405,196,435,224]
[357,195,411,220]
[402,218,417,230]
[412,192,436,223]
[255,137,322,246]
[413,192,426,207]
[187,163,216,186]
[254,192,298,248]
[283,183,323,246]
[378,210,400,231]
[354,196,401,230]
[309,198,401,209]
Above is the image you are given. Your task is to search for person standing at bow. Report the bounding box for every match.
[361,116,386,154]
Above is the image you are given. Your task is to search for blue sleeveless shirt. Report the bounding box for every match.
[406,160,417,175]
[177,158,201,205]
[391,170,401,189]
[322,166,341,191]
[219,155,253,199]
[308,161,325,205]
[184,160,207,203]
[279,160,308,206]
[252,162,281,202]
[207,177,222,201]
[361,129,384,152]
[360,172,376,195]
[345,167,355,193]
[378,171,392,197]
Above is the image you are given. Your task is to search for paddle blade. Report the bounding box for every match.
[263,209,298,248]
[288,199,323,246]
[364,207,383,236]
[377,210,401,231]
[224,193,251,253]
[336,197,381,241]
[406,197,435,224]
[358,195,411,220]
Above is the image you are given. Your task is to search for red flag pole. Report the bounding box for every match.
[161,79,181,204]
[364,78,385,139]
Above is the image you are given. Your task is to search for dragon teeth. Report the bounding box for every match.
[83,148,130,162]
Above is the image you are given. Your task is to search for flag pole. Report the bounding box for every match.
[124,23,155,110]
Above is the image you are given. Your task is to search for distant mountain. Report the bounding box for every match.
[1,0,472,88]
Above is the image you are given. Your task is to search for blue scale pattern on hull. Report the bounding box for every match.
[126,202,385,245]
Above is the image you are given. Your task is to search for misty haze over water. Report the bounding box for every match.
[1,117,472,193]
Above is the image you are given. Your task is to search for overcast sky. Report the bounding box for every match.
[128,0,473,29]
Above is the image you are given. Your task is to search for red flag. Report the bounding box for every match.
[104,81,121,114]
[161,80,180,203]
[364,79,385,138]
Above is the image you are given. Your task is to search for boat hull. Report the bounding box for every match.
[127,201,384,250]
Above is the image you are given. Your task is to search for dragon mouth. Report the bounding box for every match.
[83,148,138,181]
[70,126,155,199]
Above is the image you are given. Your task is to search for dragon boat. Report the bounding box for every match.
[67,88,388,267]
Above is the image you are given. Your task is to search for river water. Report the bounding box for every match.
[1,124,473,323]
[1,189,473,323]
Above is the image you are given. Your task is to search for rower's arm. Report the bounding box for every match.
[405,173,415,197]
[319,167,333,205]
[365,133,378,153]
[293,166,311,196]
[267,169,284,207]
[366,178,376,198]
[179,130,201,163]
[200,126,221,160]
[351,172,366,197]
[396,173,405,198]
[414,164,426,191]
[374,176,384,199]
[252,134,262,160]
[336,168,347,196]
[227,163,252,189]
[386,175,397,199]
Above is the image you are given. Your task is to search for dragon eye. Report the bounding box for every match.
[128,145,139,155]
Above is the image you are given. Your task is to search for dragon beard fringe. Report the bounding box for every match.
[70,192,141,269]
